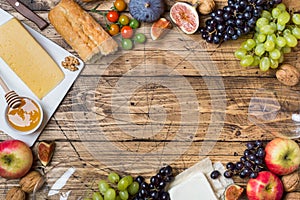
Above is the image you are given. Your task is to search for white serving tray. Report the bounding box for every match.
[0,8,84,146]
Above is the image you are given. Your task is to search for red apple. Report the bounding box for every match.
[247,171,283,200]
[0,140,33,179]
[265,138,300,175]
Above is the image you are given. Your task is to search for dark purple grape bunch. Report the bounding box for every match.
[223,140,267,179]
[134,165,173,200]
[200,0,283,44]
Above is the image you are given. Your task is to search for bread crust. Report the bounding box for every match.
[49,0,118,62]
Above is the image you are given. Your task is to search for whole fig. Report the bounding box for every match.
[129,0,165,22]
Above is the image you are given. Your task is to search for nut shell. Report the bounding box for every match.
[283,192,300,200]
[276,64,300,86]
[5,187,25,200]
[281,171,300,192]
[193,0,216,15]
[19,171,43,193]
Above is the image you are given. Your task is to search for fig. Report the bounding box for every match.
[37,141,55,166]
[150,18,172,40]
[224,184,244,200]
[129,0,165,23]
[170,2,199,34]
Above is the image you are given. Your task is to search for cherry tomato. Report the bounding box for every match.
[114,0,127,12]
[134,33,146,43]
[108,24,120,36]
[122,38,133,50]
[121,26,134,39]
[129,19,140,29]
[118,15,130,26]
[107,10,119,23]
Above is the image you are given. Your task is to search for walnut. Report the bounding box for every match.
[176,0,215,15]
[283,192,300,200]
[61,56,80,71]
[19,171,43,193]
[193,0,216,15]
[5,187,25,200]
[276,64,300,86]
[281,171,300,192]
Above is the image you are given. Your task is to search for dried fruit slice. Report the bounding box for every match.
[38,141,55,166]
[170,2,199,34]
[224,184,244,200]
[151,18,172,40]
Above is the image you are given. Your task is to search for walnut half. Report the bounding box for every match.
[62,56,80,71]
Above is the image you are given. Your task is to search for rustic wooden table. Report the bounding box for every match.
[0,0,299,199]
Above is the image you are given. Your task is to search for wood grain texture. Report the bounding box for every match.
[0,0,300,199]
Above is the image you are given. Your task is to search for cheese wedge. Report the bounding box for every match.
[0,18,64,99]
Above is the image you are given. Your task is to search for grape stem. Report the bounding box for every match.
[90,4,108,17]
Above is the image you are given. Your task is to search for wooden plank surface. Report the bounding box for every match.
[0,0,300,199]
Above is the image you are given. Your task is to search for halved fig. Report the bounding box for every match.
[38,141,55,166]
[170,2,199,34]
[224,184,244,200]
[151,18,172,40]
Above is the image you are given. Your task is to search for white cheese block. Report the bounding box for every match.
[168,157,234,199]
[168,157,214,188]
[169,172,218,200]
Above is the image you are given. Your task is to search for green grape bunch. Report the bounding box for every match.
[84,165,173,200]
[84,173,139,200]
[235,3,300,72]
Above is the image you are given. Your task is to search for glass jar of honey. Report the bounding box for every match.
[6,97,43,134]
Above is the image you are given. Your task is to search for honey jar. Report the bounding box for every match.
[6,97,43,133]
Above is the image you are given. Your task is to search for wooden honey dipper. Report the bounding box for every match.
[0,76,22,109]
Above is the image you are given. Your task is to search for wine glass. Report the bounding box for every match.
[31,158,102,200]
[248,83,300,139]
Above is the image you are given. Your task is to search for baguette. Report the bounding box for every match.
[49,0,118,62]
